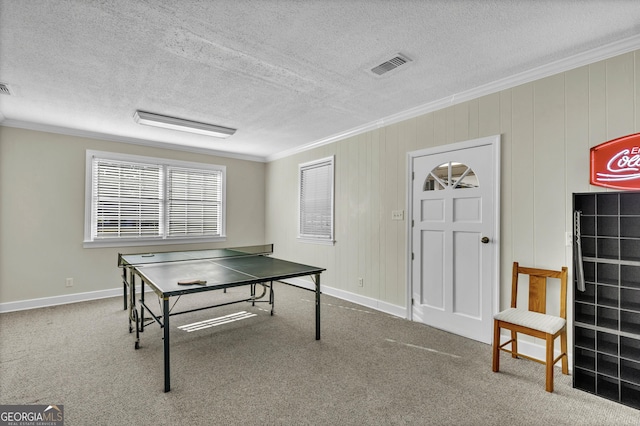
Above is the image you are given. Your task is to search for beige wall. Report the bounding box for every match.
[0,127,266,304]
[266,50,640,318]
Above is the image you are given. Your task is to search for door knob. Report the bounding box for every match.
[481,236,490,244]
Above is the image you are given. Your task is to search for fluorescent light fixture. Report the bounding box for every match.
[133,110,236,138]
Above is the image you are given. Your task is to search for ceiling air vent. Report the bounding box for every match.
[0,83,12,95]
[371,54,412,76]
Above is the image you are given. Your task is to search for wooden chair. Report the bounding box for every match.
[492,262,569,392]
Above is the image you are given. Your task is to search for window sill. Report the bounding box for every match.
[83,236,227,249]
[297,237,335,246]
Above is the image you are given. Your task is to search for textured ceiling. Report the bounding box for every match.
[1,1,640,161]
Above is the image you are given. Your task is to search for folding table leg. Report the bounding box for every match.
[127,271,134,333]
[315,273,321,340]
[122,267,128,311]
[270,281,275,315]
[139,279,145,333]
[133,309,140,350]
[163,296,171,392]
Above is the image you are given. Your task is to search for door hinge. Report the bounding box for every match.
[411,219,414,227]
[412,171,415,180]
[411,298,414,305]
[411,252,414,260]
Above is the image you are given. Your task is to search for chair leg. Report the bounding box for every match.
[545,333,554,392]
[511,330,518,358]
[561,330,569,375]
[492,321,500,372]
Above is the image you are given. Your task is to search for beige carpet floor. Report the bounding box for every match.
[1,282,639,425]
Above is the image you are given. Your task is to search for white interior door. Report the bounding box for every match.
[409,135,499,344]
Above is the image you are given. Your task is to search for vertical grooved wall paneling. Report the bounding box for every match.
[264,50,640,325]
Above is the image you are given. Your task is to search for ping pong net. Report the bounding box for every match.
[118,244,274,267]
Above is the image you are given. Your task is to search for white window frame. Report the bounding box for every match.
[298,156,335,245]
[84,150,226,248]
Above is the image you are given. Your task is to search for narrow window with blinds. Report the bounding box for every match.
[85,151,226,247]
[298,156,334,243]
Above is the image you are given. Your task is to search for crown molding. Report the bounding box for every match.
[0,119,267,163]
[267,33,640,162]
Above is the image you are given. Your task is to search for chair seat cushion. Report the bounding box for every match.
[494,308,566,334]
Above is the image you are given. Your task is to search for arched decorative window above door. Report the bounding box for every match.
[423,162,478,191]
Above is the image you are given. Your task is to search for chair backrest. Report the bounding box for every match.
[511,262,568,319]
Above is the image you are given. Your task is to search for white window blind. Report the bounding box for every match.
[299,156,334,242]
[85,151,226,247]
[92,158,162,239]
[167,166,222,237]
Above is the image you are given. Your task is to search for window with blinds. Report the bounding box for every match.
[93,159,163,239]
[167,166,222,237]
[85,151,225,246]
[298,156,334,242]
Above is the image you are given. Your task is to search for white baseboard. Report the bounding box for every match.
[0,279,408,317]
[279,277,407,318]
[0,288,124,313]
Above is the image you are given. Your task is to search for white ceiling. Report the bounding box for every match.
[1,1,640,162]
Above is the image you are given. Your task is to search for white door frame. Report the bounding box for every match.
[405,135,501,327]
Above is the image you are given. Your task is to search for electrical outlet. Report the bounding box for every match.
[358,278,364,287]
[565,232,572,247]
[66,278,73,287]
[392,210,404,221]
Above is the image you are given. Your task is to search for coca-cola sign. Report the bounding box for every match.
[591,133,640,190]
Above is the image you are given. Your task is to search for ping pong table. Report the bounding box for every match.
[118,244,325,392]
